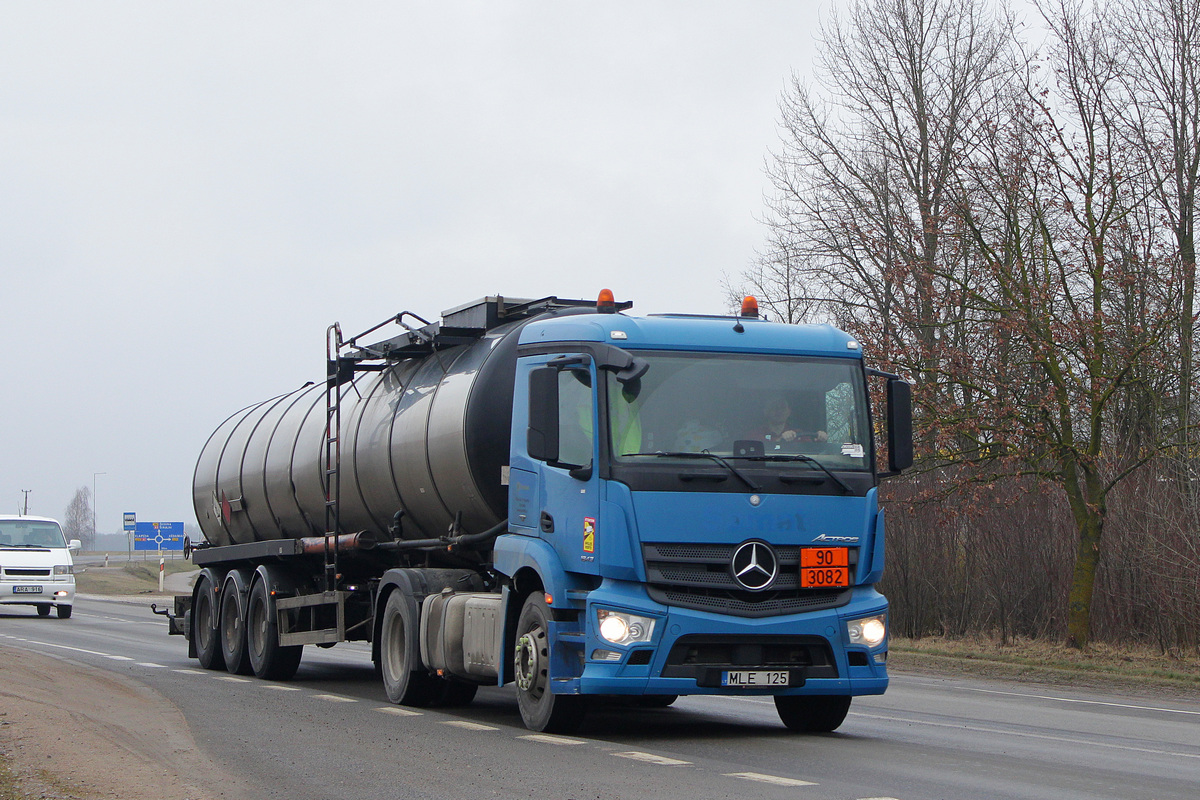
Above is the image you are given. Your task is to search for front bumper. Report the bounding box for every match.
[0,580,75,607]
[564,580,888,697]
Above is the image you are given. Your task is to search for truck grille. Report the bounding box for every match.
[3,568,51,578]
[643,543,855,618]
[662,634,839,679]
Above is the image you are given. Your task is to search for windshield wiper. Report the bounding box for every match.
[624,451,761,492]
[740,453,854,494]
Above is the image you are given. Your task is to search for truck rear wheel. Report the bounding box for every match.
[380,590,438,706]
[194,575,225,671]
[514,593,586,733]
[219,578,253,675]
[246,579,302,680]
[774,695,851,733]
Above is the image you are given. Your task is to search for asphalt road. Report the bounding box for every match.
[3,595,1198,800]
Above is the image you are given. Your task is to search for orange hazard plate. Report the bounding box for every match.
[800,547,850,588]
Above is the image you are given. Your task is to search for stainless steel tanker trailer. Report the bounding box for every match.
[160,292,912,733]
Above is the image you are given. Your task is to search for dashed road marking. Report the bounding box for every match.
[724,772,816,786]
[136,662,167,668]
[213,675,251,683]
[172,669,206,675]
[313,693,357,703]
[612,751,691,766]
[263,684,301,691]
[376,706,422,717]
[440,720,498,731]
[104,655,133,661]
[519,734,586,746]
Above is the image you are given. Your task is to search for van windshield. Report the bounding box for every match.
[0,520,67,548]
[607,352,872,472]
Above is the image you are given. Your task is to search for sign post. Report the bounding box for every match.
[123,512,136,561]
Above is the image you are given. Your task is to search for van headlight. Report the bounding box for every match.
[596,609,656,646]
[847,614,887,648]
[53,564,73,576]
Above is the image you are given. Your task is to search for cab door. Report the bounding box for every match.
[521,354,602,576]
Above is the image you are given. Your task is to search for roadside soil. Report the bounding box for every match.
[0,644,253,800]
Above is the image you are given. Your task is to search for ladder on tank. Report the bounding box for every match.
[322,322,346,592]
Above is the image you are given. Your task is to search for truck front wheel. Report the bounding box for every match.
[246,579,302,680]
[379,590,438,706]
[774,695,851,733]
[514,593,586,733]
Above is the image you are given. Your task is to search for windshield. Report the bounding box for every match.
[608,352,872,472]
[0,520,68,548]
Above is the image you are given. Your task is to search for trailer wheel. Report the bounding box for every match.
[380,590,438,706]
[774,695,851,733]
[246,579,302,680]
[219,578,253,675]
[194,575,225,671]
[514,593,586,733]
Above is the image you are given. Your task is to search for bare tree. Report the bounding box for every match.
[63,486,93,551]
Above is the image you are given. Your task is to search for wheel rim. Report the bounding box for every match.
[221,590,239,650]
[248,595,267,659]
[383,606,405,682]
[514,626,546,697]
[196,590,214,651]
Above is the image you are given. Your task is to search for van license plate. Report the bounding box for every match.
[722,670,789,687]
[13,586,43,594]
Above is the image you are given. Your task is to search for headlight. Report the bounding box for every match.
[596,609,656,646]
[53,564,73,576]
[847,614,887,648]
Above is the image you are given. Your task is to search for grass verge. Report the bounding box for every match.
[890,634,1200,695]
[74,560,197,596]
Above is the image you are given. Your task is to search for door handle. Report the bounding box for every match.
[539,511,555,533]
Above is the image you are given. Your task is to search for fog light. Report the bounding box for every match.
[847,614,887,648]
[591,649,623,662]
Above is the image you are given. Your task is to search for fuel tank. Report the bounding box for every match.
[192,312,531,548]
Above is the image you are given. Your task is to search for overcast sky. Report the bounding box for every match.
[1,2,826,536]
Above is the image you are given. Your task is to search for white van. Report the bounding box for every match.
[0,515,79,619]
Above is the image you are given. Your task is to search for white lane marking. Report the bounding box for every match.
[213,676,251,683]
[376,707,422,717]
[854,712,1200,759]
[519,734,586,746]
[172,669,206,675]
[105,655,133,661]
[612,751,691,766]
[857,797,903,800]
[136,662,167,668]
[965,686,1200,716]
[440,721,498,731]
[312,693,357,703]
[0,637,110,657]
[263,684,301,691]
[724,772,816,786]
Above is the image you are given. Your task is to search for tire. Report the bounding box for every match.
[513,593,586,733]
[56,605,72,619]
[774,695,851,733]
[219,578,253,675]
[636,694,678,708]
[194,576,225,671]
[246,579,302,680]
[379,590,439,706]
[36,604,50,617]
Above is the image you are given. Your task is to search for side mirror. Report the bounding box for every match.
[68,539,82,553]
[526,367,560,463]
[886,378,914,473]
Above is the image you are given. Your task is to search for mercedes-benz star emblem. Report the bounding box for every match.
[730,540,779,591]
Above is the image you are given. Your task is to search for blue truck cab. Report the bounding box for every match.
[496,299,912,732]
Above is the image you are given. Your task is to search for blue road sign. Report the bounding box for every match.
[134,521,185,551]
[123,512,136,532]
